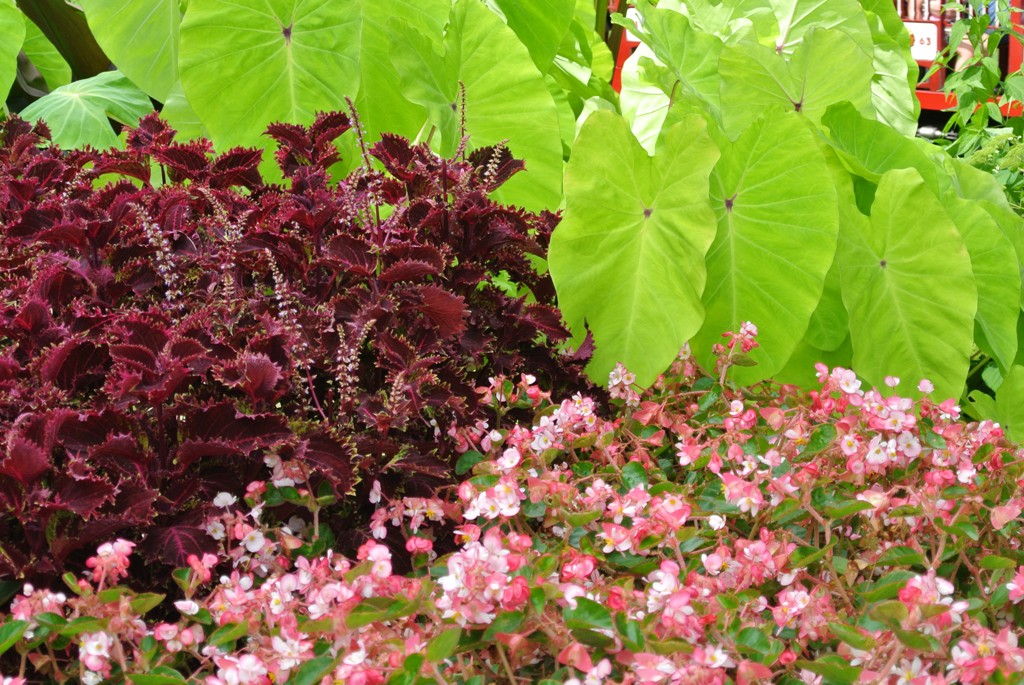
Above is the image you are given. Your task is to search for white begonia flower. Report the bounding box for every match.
[213,492,237,508]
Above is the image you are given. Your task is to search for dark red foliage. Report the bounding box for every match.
[0,112,589,589]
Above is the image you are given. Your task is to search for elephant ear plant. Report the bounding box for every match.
[0,111,589,594]
[550,0,1024,427]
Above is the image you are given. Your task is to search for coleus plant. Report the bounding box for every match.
[0,111,588,590]
[549,0,1024,421]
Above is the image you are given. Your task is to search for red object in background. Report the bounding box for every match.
[609,0,1024,115]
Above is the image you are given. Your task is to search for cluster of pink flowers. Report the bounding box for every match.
[3,328,1024,684]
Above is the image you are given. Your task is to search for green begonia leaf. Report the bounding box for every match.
[549,111,720,386]
[0,0,24,103]
[487,0,575,73]
[388,0,562,210]
[21,17,72,91]
[839,168,977,399]
[179,0,358,148]
[719,28,874,137]
[18,71,153,149]
[695,112,839,384]
[79,0,180,102]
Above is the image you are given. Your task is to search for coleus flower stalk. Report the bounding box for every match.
[0,112,589,590]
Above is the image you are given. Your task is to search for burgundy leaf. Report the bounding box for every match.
[141,525,218,567]
[186,402,291,448]
[293,432,355,496]
[414,285,467,336]
[380,259,441,284]
[55,477,115,517]
[522,303,570,340]
[13,299,52,336]
[469,144,525,188]
[174,439,244,471]
[0,437,50,484]
[39,338,108,391]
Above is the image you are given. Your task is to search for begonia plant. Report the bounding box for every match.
[2,329,1023,684]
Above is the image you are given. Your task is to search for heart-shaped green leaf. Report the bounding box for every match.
[179,0,359,149]
[549,110,720,385]
[18,71,153,149]
[719,28,874,137]
[20,16,72,91]
[839,168,977,399]
[694,112,839,384]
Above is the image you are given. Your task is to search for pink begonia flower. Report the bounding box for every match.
[1,677,28,685]
[597,522,633,553]
[1007,566,1024,604]
[84,539,135,585]
[561,550,597,582]
[918,378,935,393]
[78,631,113,673]
[991,501,1022,530]
[405,536,433,555]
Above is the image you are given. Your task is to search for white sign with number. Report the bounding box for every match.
[905,21,941,62]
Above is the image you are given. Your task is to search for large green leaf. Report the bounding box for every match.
[768,0,873,53]
[619,48,680,155]
[695,112,839,384]
[628,2,723,112]
[718,28,874,137]
[487,0,575,73]
[823,104,1019,370]
[996,365,1024,442]
[945,157,1024,263]
[179,0,359,148]
[18,71,153,149]
[858,0,919,135]
[161,80,207,141]
[355,0,449,143]
[822,103,942,190]
[839,168,977,399]
[659,0,777,41]
[79,0,180,101]
[941,196,1019,371]
[802,136,860,353]
[20,16,72,91]
[549,111,720,386]
[388,0,563,210]
[0,0,24,103]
